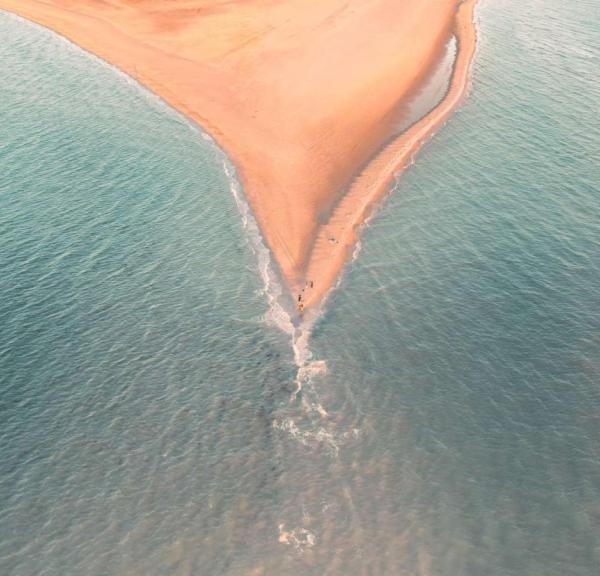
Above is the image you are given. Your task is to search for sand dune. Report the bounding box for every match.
[0,0,478,313]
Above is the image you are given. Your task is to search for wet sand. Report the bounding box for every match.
[0,0,478,312]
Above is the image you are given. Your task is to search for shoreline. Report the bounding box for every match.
[0,0,479,314]
[300,0,479,310]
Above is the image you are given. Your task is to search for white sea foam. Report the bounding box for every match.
[205,103,363,462]
[219,158,329,370]
[218,164,353,455]
[278,524,316,552]
[221,160,297,341]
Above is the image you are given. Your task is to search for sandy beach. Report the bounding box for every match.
[0,0,478,312]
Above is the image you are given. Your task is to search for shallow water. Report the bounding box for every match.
[1,1,600,574]
[394,37,457,136]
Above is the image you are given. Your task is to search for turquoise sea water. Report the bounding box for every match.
[1,1,599,574]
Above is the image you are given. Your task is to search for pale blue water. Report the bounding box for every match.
[1,1,599,574]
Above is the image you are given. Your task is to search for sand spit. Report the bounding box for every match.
[301,0,479,309]
[0,0,478,312]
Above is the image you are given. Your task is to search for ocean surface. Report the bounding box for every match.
[1,1,599,574]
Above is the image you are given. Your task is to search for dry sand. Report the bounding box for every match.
[0,0,478,313]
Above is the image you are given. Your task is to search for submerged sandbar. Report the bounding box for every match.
[0,0,478,312]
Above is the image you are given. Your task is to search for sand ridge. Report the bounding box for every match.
[0,0,479,313]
